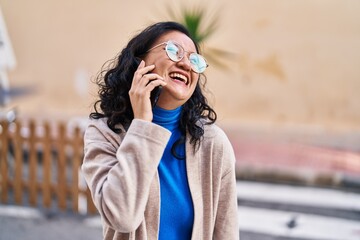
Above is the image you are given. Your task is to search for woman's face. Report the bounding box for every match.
[143,31,200,110]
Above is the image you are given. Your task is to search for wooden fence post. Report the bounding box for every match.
[57,122,67,210]
[42,122,52,208]
[0,121,9,203]
[72,127,81,212]
[28,120,38,206]
[87,187,97,214]
[13,121,23,204]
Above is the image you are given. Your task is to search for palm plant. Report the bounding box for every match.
[166,5,236,70]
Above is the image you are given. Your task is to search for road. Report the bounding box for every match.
[237,181,360,240]
[1,181,359,240]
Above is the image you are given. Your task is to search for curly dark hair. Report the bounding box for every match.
[90,21,217,153]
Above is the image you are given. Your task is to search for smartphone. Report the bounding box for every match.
[135,57,162,108]
[150,86,162,108]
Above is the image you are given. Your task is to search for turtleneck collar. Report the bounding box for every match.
[152,106,182,131]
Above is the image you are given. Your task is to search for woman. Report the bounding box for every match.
[82,21,239,240]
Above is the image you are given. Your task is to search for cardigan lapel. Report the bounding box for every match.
[185,134,203,240]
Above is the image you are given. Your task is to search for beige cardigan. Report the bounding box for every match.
[82,118,239,240]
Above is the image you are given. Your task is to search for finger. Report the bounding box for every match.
[141,73,164,84]
[133,61,146,80]
[137,63,156,75]
[133,64,156,85]
[137,59,145,69]
[145,79,167,91]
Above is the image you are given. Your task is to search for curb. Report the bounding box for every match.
[235,165,360,192]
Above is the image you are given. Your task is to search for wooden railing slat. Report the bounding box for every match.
[86,187,97,214]
[42,123,52,208]
[28,120,38,206]
[0,121,9,203]
[14,121,23,204]
[72,127,81,212]
[57,122,67,210]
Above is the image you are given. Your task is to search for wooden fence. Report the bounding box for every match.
[0,119,97,214]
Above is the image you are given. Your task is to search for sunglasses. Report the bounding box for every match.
[147,40,208,73]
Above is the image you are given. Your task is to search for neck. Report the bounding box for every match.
[152,106,182,131]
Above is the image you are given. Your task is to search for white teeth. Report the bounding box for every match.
[169,73,188,84]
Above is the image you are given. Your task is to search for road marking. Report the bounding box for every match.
[0,205,43,219]
[83,216,102,228]
[238,206,360,240]
[237,181,360,211]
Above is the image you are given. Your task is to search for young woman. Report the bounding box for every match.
[82,21,239,240]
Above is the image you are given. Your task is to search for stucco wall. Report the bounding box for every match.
[1,0,359,133]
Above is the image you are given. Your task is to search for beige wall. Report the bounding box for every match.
[1,0,359,133]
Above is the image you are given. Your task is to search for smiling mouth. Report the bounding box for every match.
[169,73,188,85]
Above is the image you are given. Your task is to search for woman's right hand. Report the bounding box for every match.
[129,60,167,122]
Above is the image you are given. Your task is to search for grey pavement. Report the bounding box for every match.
[0,206,101,240]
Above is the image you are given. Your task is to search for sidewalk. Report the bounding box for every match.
[225,127,360,191]
[0,205,101,240]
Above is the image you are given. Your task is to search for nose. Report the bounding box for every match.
[177,54,192,72]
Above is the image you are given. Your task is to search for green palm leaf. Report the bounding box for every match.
[165,4,235,70]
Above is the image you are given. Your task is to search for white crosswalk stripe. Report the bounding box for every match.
[0,205,43,219]
[238,206,360,240]
[237,181,360,240]
[237,181,360,211]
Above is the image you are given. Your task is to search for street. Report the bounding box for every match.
[1,181,359,240]
[237,181,360,240]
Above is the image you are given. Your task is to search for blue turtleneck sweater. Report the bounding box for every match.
[152,106,194,240]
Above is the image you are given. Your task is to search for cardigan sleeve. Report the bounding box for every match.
[213,130,239,240]
[81,118,171,232]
